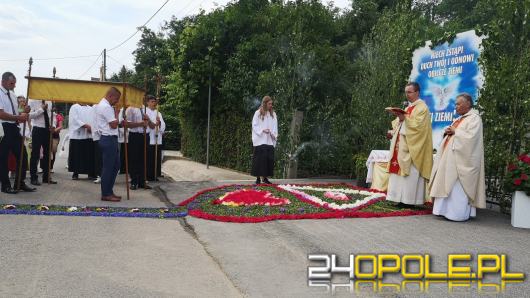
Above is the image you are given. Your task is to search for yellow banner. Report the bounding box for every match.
[27,77,145,107]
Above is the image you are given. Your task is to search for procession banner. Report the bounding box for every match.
[27,77,145,107]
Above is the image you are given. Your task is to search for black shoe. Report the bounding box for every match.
[45,179,58,184]
[255,178,261,185]
[30,178,41,186]
[140,185,152,190]
[130,184,138,190]
[1,187,18,194]
[263,178,272,184]
[72,173,79,180]
[88,176,97,180]
[20,184,36,192]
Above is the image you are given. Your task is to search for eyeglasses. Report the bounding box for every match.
[405,91,418,94]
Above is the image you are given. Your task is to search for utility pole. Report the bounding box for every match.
[103,48,107,81]
[206,47,213,169]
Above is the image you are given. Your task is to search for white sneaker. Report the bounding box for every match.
[94,177,101,184]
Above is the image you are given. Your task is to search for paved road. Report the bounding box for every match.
[0,148,529,297]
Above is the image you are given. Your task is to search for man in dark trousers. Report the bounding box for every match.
[124,105,151,190]
[28,98,57,185]
[0,72,34,193]
[95,87,122,202]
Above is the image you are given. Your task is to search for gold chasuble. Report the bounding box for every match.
[387,99,433,180]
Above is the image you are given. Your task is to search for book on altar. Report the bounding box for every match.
[385,107,406,114]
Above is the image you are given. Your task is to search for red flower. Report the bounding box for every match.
[521,174,529,181]
[213,189,290,206]
[507,163,517,171]
[514,179,522,186]
[524,155,530,164]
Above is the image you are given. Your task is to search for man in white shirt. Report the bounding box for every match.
[145,95,165,181]
[28,99,57,185]
[95,87,122,202]
[0,72,32,193]
[124,105,150,190]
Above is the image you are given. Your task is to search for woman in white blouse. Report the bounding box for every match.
[251,96,278,184]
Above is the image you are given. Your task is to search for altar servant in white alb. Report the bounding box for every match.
[429,93,486,221]
[68,103,96,180]
[251,95,278,185]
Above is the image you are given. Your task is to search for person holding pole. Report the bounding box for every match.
[146,95,164,181]
[124,104,150,190]
[0,72,31,194]
[15,96,35,191]
[95,87,122,202]
[28,98,57,185]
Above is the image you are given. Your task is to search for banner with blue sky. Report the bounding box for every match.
[409,30,485,150]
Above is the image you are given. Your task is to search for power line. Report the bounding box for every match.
[106,55,124,66]
[107,0,171,52]
[105,55,128,75]
[1,0,208,64]
[76,52,103,79]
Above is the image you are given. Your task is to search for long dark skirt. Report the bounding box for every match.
[68,139,95,174]
[251,144,274,177]
[128,132,146,185]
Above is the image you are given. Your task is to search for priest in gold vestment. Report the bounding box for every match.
[429,93,486,221]
[386,82,433,205]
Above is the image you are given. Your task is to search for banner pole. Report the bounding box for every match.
[122,84,130,200]
[16,57,32,191]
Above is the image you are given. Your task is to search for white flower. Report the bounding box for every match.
[278,185,385,211]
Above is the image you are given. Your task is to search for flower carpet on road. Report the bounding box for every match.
[180,183,432,223]
[0,204,188,219]
[0,184,432,222]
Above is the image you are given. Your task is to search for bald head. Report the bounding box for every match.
[106,87,121,105]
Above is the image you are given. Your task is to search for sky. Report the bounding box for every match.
[0,0,352,95]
